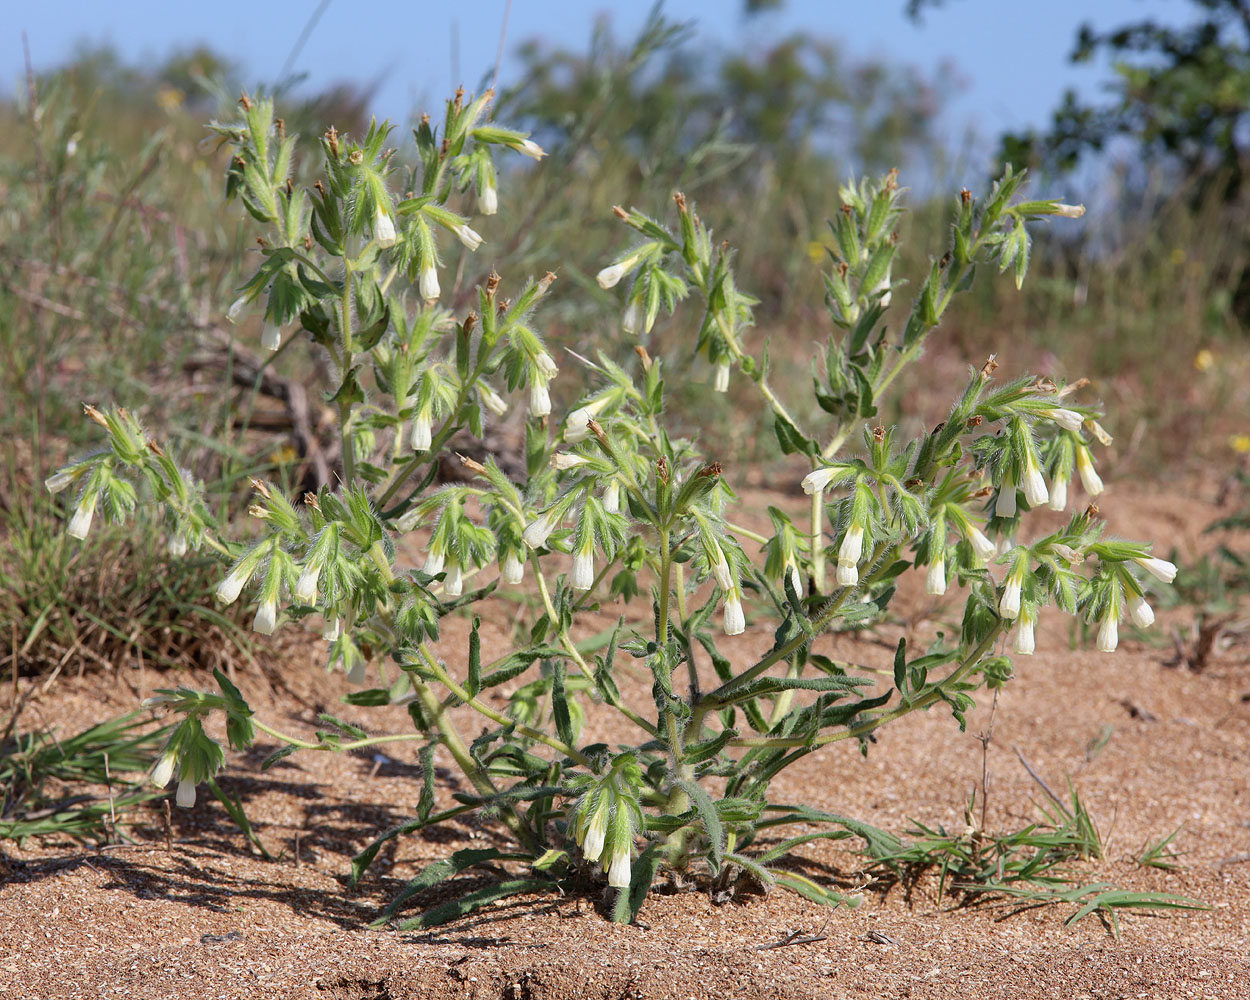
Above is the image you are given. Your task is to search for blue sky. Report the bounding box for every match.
[9,1,1188,142]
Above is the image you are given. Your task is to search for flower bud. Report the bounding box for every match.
[424,546,445,577]
[1042,407,1084,433]
[1075,447,1103,496]
[1014,616,1035,655]
[443,563,463,597]
[621,301,640,335]
[1127,593,1155,628]
[1096,615,1119,653]
[253,597,278,635]
[44,468,77,494]
[216,563,251,605]
[529,378,552,418]
[501,552,525,585]
[565,398,609,442]
[480,178,498,215]
[571,544,595,591]
[261,320,283,352]
[295,563,320,606]
[714,361,730,393]
[926,556,946,597]
[965,525,997,563]
[176,778,196,808]
[551,452,589,471]
[1134,556,1177,584]
[453,223,483,251]
[478,384,508,417]
[723,589,746,636]
[420,265,440,302]
[785,559,803,595]
[995,474,1017,518]
[166,533,188,558]
[323,617,341,642]
[151,751,176,789]
[837,524,864,587]
[710,543,733,590]
[603,480,620,514]
[66,495,97,540]
[1048,473,1069,512]
[515,138,544,160]
[523,512,557,549]
[607,844,631,889]
[1021,455,1049,508]
[373,207,398,248]
[227,294,248,324]
[1053,203,1086,219]
[596,262,628,289]
[581,796,610,862]
[347,659,368,685]
[411,409,433,452]
[534,350,559,380]
[801,467,837,496]
[999,574,1022,619]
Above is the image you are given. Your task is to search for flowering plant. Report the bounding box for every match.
[46,91,1175,926]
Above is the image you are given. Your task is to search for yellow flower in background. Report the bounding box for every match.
[1194,348,1214,371]
[156,85,185,112]
[1231,434,1250,454]
[807,241,828,263]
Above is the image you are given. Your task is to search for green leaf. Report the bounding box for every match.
[466,617,482,698]
[341,688,392,707]
[677,778,725,873]
[551,660,575,748]
[315,713,367,740]
[395,878,552,930]
[371,847,516,925]
[893,637,907,699]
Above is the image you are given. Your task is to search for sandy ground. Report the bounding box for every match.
[2,480,1248,999]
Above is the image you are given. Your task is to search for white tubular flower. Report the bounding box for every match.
[373,207,397,248]
[443,563,464,597]
[1128,593,1155,628]
[1014,617,1036,655]
[523,512,557,549]
[423,547,445,576]
[1097,615,1119,653]
[175,778,196,809]
[501,552,525,585]
[478,384,508,417]
[295,563,320,606]
[995,474,1017,518]
[607,845,631,889]
[166,533,188,558]
[515,138,545,160]
[323,617,341,642]
[723,588,746,636]
[551,452,589,471]
[44,469,76,494]
[1075,447,1103,496]
[564,404,601,443]
[966,525,998,563]
[453,223,483,250]
[714,360,730,393]
[261,320,283,352]
[710,544,733,590]
[529,378,552,418]
[603,480,620,514]
[926,556,946,597]
[622,301,640,335]
[411,410,433,452]
[420,265,440,302]
[1043,407,1084,433]
[837,524,864,587]
[216,563,251,605]
[581,800,609,862]
[253,597,278,635]
[150,751,176,789]
[347,659,368,685]
[1049,473,1069,512]
[534,350,559,379]
[1054,203,1086,219]
[596,262,629,289]
[1134,556,1177,584]
[480,178,498,215]
[227,294,248,324]
[801,467,838,495]
[571,544,595,591]
[66,495,96,540]
[1022,455,1049,508]
[999,574,1022,619]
